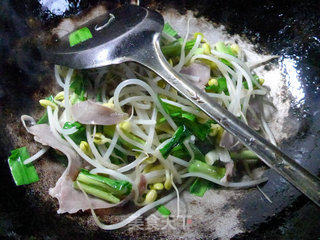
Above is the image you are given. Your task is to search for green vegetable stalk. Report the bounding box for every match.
[230,150,259,160]
[188,160,226,180]
[163,23,179,38]
[74,181,120,204]
[161,38,196,57]
[74,169,132,203]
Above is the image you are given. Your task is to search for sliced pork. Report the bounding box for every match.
[71,100,126,125]
[180,62,210,89]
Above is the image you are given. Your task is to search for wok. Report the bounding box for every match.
[1,0,320,239]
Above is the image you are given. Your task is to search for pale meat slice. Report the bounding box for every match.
[246,97,262,131]
[71,100,126,125]
[219,131,242,151]
[180,62,210,89]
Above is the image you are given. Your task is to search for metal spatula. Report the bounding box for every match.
[46,5,320,206]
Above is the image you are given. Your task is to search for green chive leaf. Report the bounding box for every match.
[156,205,171,216]
[69,27,93,47]
[8,147,39,186]
[163,23,178,38]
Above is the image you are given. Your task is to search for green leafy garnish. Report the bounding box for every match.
[160,125,191,159]
[176,118,213,141]
[169,142,205,161]
[182,112,196,122]
[189,143,205,162]
[215,42,236,67]
[63,121,86,145]
[69,27,93,47]
[156,205,171,216]
[161,38,196,57]
[189,178,211,197]
[171,143,190,159]
[205,77,228,95]
[159,97,213,141]
[37,112,48,124]
[163,23,178,38]
[8,147,39,186]
[215,42,235,56]
[70,74,87,102]
[188,146,214,197]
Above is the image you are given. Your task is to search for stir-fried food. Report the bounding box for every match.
[8,22,275,229]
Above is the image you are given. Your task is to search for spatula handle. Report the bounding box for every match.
[135,37,320,207]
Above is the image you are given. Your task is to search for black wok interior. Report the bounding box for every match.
[1,0,320,239]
